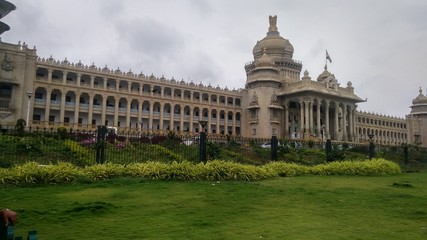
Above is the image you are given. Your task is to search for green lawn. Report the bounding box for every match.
[2,172,427,239]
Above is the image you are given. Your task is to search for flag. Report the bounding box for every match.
[326,50,332,63]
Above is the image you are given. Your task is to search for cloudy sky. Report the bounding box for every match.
[3,0,427,117]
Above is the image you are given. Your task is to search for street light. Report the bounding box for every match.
[198,120,208,132]
[368,133,375,160]
[26,91,33,127]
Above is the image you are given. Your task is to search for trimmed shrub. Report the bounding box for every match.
[310,158,401,176]
[197,160,275,181]
[0,159,401,185]
[0,162,80,185]
[83,163,126,181]
[263,162,309,177]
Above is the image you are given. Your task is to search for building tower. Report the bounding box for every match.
[243,15,302,138]
[407,87,427,147]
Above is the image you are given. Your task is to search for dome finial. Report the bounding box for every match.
[268,15,278,32]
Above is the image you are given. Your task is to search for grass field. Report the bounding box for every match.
[2,172,427,239]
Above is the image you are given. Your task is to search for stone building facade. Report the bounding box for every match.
[0,16,425,147]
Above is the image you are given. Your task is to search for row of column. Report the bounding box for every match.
[283,99,356,141]
[43,69,240,107]
[35,89,240,135]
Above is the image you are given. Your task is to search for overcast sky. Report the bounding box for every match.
[3,0,427,117]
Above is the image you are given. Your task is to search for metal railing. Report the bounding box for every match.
[1,125,422,169]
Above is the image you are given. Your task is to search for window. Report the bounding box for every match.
[250,109,257,117]
[0,84,12,109]
[272,109,278,117]
[35,92,43,99]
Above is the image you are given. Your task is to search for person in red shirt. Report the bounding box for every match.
[1,208,17,226]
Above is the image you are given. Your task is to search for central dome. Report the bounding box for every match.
[252,15,294,60]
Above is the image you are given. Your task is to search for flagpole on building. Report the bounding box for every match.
[325,53,328,69]
[325,49,332,69]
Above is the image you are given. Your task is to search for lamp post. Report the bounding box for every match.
[198,120,208,163]
[368,133,375,160]
[26,91,33,127]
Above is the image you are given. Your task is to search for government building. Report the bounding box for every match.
[0,15,426,147]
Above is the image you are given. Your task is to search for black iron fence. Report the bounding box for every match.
[1,125,425,168]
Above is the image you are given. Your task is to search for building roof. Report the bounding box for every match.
[252,15,294,60]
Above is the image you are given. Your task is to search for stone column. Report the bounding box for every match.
[138,101,143,131]
[103,77,107,90]
[349,106,354,141]
[225,111,229,135]
[159,103,164,131]
[207,109,212,133]
[325,100,330,139]
[343,105,348,141]
[90,76,95,88]
[334,103,339,140]
[59,92,66,126]
[149,102,154,131]
[101,96,106,126]
[284,102,289,138]
[44,89,51,126]
[216,111,220,134]
[88,94,93,128]
[304,101,310,134]
[126,98,131,129]
[114,98,119,127]
[77,73,81,87]
[179,106,184,133]
[299,101,304,137]
[317,101,321,138]
[189,107,194,133]
[169,106,174,132]
[309,101,314,135]
[232,111,236,136]
[74,92,80,127]
[62,71,67,84]
[47,69,52,82]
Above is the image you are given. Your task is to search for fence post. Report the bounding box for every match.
[403,144,409,166]
[326,139,332,162]
[369,142,375,160]
[199,131,207,163]
[96,126,107,164]
[271,136,278,161]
